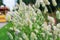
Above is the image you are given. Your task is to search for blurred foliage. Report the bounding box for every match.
[0,0,3,6]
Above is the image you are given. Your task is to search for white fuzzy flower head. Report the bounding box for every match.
[43,0,50,5]
[29,24,33,30]
[21,2,27,10]
[57,23,60,29]
[53,26,59,35]
[47,2,50,5]
[53,26,57,31]
[52,0,57,6]
[42,22,52,31]
[47,24,51,31]
[32,10,37,16]
[56,28,60,33]
[37,9,42,14]
[42,2,45,7]
[32,17,36,22]
[56,10,60,19]
[58,34,60,37]
[14,27,20,34]
[25,13,30,18]
[53,31,57,35]
[39,0,45,7]
[28,4,34,11]
[19,0,25,11]
[34,29,39,33]
[36,25,40,29]
[30,32,37,40]
[44,6,48,13]
[26,18,32,24]
[42,22,47,30]
[43,26,50,31]
[47,32,52,36]
[19,37,23,40]
[40,0,44,3]
[50,38,53,40]
[9,27,13,30]
[18,22,23,26]
[7,32,13,40]
[48,16,55,25]
[22,33,29,40]
[20,0,23,4]
[35,0,41,8]
[56,10,60,14]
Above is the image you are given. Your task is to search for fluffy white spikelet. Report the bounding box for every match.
[22,33,29,40]
[35,0,41,8]
[7,32,13,40]
[56,10,60,19]
[52,0,57,6]
[19,37,23,40]
[43,0,50,5]
[57,23,60,29]
[44,6,48,13]
[14,27,20,34]
[34,29,39,33]
[48,16,55,25]
[30,32,37,40]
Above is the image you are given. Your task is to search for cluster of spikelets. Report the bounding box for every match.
[7,0,60,40]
